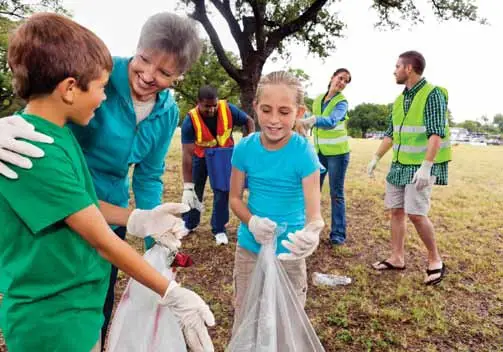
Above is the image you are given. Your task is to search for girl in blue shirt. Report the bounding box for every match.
[229,71,325,331]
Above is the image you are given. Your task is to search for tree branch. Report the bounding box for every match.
[430,0,445,18]
[208,0,253,57]
[0,5,26,19]
[371,0,404,27]
[190,0,244,83]
[247,0,266,52]
[265,0,329,55]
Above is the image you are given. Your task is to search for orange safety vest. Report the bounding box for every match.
[189,100,234,158]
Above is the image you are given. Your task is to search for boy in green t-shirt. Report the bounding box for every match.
[0,13,214,352]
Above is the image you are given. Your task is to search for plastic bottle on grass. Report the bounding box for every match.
[312,272,352,287]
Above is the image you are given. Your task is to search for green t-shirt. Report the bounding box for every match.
[0,114,110,352]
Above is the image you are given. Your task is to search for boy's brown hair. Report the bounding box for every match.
[8,12,113,100]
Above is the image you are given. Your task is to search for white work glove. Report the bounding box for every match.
[367,154,381,178]
[278,220,325,260]
[127,203,190,251]
[412,160,433,191]
[248,215,277,245]
[0,115,54,179]
[160,281,215,352]
[297,115,317,130]
[182,182,204,212]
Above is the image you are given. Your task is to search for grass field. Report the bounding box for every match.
[1,136,502,351]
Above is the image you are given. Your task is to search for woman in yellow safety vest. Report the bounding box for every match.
[297,68,351,245]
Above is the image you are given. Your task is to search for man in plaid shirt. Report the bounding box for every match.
[367,51,450,285]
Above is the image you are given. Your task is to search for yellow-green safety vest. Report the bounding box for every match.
[312,93,350,156]
[392,83,452,165]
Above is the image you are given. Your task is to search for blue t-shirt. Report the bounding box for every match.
[232,132,320,255]
[181,103,248,144]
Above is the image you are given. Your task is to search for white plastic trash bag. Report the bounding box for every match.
[227,226,325,352]
[106,245,187,352]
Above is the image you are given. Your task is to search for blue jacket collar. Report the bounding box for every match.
[110,56,177,119]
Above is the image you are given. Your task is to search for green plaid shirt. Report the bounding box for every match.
[385,78,449,186]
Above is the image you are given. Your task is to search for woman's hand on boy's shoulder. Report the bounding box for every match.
[0,115,53,179]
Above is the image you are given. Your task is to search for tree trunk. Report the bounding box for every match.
[239,80,260,131]
[239,81,258,132]
[238,57,265,131]
[239,81,257,117]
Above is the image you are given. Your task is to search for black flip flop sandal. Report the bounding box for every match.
[425,263,446,285]
[373,260,406,271]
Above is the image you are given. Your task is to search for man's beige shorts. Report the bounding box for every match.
[232,245,307,332]
[384,179,435,216]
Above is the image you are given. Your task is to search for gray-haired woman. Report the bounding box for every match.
[0,12,212,350]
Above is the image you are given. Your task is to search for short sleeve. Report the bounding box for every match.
[231,136,249,172]
[229,103,249,126]
[181,114,196,144]
[296,141,320,179]
[0,145,94,234]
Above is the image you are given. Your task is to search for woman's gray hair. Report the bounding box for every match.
[137,12,202,74]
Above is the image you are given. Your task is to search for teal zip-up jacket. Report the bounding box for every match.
[69,57,179,212]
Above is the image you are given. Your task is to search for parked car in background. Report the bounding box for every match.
[469,138,487,146]
[365,131,386,139]
[487,137,503,145]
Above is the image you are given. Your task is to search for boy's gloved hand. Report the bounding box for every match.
[152,227,183,252]
[127,203,190,249]
[160,281,215,352]
[182,182,204,212]
[412,160,433,191]
[0,115,54,179]
[248,215,277,245]
[278,220,325,260]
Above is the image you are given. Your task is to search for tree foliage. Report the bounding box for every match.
[456,119,482,133]
[445,113,503,135]
[493,113,503,133]
[0,15,22,116]
[371,0,484,29]
[454,114,501,134]
[347,102,390,137]
[173,41,240,121]
[180,0,482,117]
[0,0,69,19]
[0,0,70,117]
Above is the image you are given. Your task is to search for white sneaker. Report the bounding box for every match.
[215,232,229,245]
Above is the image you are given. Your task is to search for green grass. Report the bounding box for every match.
[1,135,502,352]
